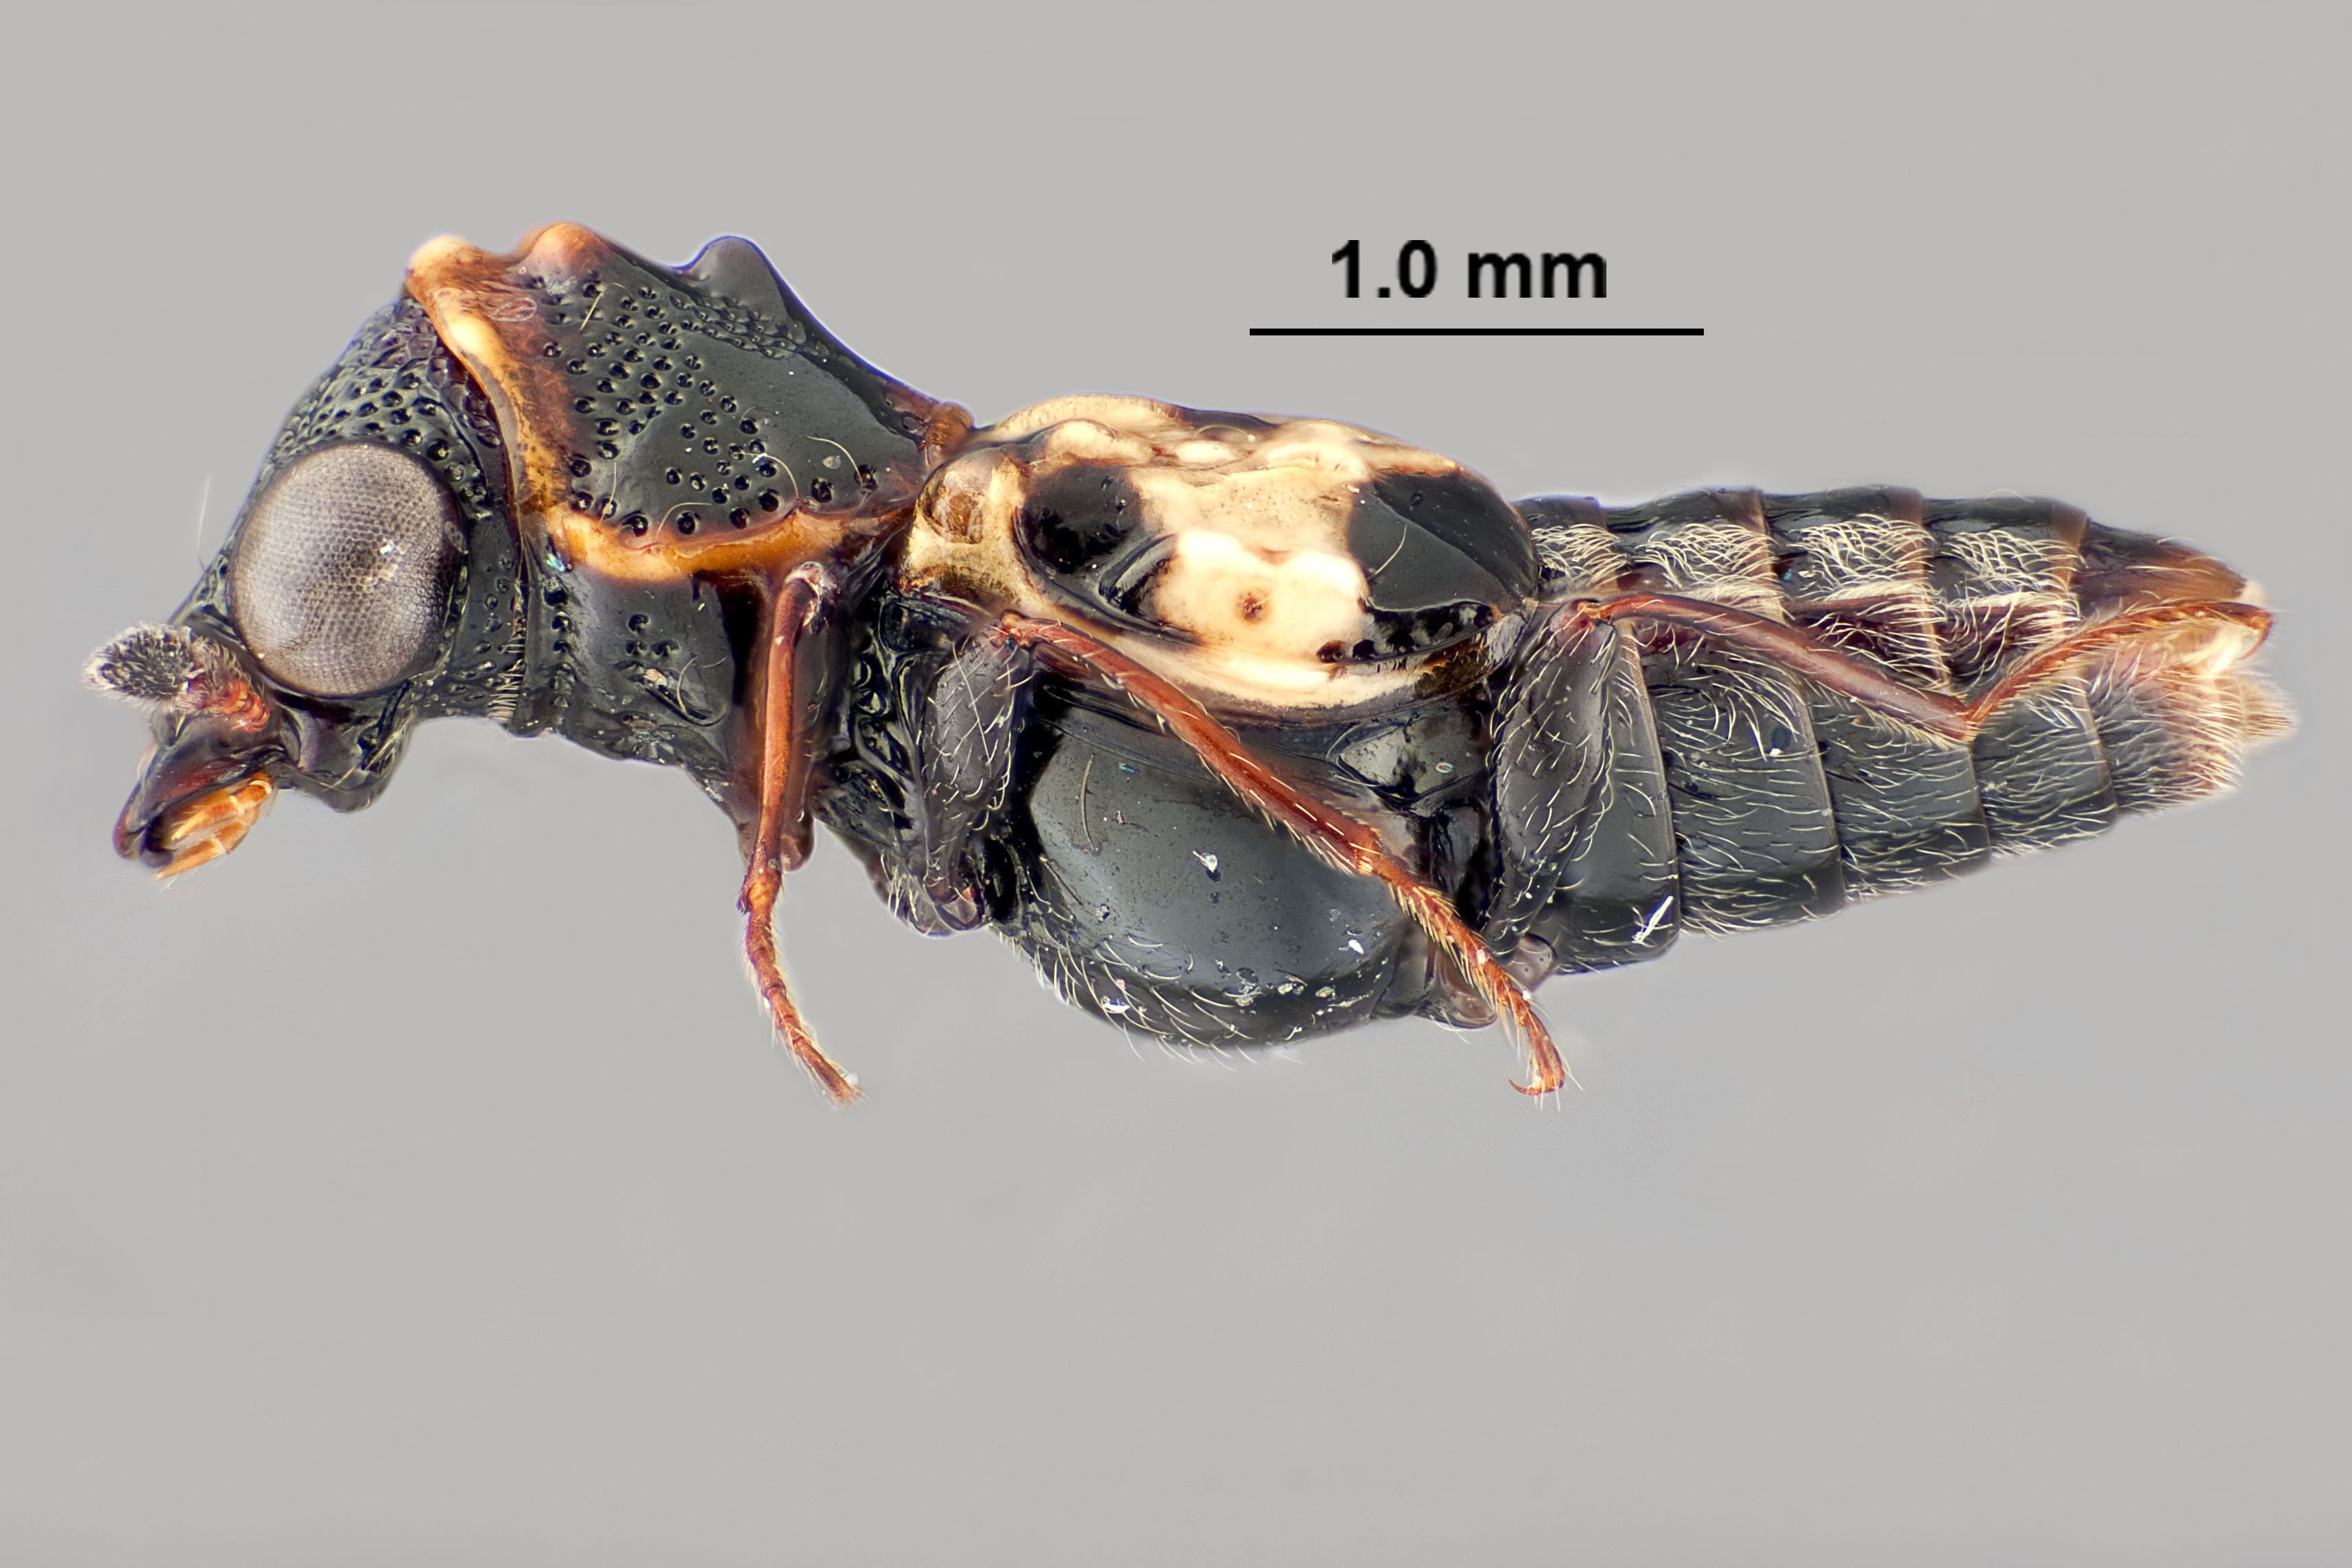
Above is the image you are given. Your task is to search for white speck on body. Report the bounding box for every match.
[1631,894,1676,945]
[1193,851,1221,879]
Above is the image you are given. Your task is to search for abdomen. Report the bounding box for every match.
[1510,487,2289,973]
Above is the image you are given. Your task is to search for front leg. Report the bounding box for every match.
[739,562,861,1105]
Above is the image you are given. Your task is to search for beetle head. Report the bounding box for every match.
[95,225,954,875]
[94,293,529,874]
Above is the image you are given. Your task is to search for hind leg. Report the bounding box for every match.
[1575,593,2272,742]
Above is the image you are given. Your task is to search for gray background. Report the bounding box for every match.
[4,5,2344,1563]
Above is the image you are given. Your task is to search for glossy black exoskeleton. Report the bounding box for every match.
[90,226,2290,1103]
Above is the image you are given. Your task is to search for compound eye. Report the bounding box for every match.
[228,443,463,696]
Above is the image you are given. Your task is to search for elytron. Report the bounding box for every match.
[91,225,2290,1103]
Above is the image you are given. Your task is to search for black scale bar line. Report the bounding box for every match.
[1250,326,1704,337]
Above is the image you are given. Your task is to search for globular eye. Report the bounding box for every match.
[229,443,463,696]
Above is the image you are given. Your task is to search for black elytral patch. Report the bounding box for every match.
[1350,472,1539,615]
[1342,473,1536,659]
[1017,464,1146,578]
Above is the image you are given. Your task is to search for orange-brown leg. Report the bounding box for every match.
[995,613,1570,1097]
[1580,593,2271,741]
[739,562,860,1106]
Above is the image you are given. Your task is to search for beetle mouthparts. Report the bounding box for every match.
[145,776,276,879]
[101,623,289,875]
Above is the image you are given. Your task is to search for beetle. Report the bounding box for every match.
[88,224,2291,1104]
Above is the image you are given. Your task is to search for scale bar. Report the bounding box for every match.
[1250,326,1704,337]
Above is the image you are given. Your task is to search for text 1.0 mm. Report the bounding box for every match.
[1330,240,1607,300]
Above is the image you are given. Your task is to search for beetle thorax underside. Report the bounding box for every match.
[901,396,1541,711]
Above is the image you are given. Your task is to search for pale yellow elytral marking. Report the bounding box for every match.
[1149,528,1370,661]
[904,395,1496,710]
